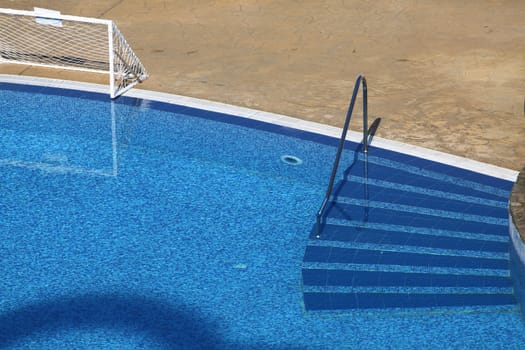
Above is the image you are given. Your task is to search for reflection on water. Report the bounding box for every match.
[0,96,135,177]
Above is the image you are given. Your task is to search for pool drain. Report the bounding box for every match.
[280,155,303,165]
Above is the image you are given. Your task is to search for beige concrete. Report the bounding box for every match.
[2,1,525,170]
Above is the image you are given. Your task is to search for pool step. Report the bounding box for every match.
[303,291,516,311]
[302,155,516,313]
[303,245,509,270]
[317,224,508,253]
[342,156,510,200]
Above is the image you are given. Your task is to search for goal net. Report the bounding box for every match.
[0,7,148,98]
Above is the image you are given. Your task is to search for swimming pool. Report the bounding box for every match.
[1,76,525,349]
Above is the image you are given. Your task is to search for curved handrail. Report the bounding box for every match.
[315,74,368,238]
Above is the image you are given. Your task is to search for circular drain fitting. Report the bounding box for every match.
[280,155,303,165]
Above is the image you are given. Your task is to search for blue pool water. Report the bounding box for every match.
[1,82,525,349]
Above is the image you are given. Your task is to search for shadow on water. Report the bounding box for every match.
[332,117,381,196]
[0,292,307,349]
[328,117,381,222]
[0,293,221,349]
[365,117,382,148]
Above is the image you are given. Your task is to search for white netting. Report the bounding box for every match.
[111,23,149,97]
[0,14,109,71]
[0,8,148,97]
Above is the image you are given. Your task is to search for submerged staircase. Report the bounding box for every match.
[302,75,517,313]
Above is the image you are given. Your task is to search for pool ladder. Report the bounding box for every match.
[315,74,368,238]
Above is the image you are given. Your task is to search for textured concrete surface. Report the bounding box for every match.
[1,0,525,170]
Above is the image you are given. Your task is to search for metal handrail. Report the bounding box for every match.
[315,74,368,238]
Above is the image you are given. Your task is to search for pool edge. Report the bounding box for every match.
[0,74,518,182]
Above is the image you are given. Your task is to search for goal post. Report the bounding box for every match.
[0,7,148,98]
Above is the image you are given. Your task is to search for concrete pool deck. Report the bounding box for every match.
[1,0,525,171]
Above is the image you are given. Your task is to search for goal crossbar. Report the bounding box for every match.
[0,8,148,98]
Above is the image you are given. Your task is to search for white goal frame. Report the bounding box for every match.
[0,8,148,98]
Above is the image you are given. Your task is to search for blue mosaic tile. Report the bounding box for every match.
[2,80,523,348]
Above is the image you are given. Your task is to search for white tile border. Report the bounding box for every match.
[1,74,519,182]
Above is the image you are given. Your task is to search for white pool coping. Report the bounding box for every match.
[0,74,519,182]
